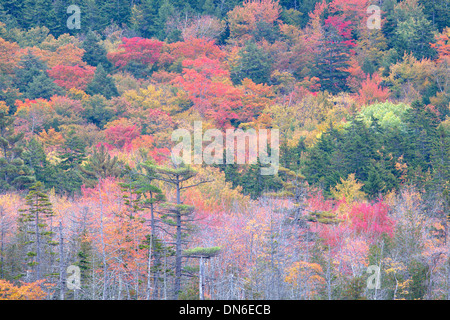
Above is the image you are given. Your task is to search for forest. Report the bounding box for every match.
[0,0,449,301]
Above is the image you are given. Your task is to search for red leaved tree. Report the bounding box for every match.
[107,37,164,68]
[172,56,242,126]
[104,119,141,150]
[348,201,395,241]
[47,64,96,90]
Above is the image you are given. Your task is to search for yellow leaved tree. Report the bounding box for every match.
[0,280,47,300]
[331,173,367,203]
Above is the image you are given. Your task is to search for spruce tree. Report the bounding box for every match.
[430,125,450,194]
[230,41,271,85]
[82,94,115,129]
[13,52,47,94]
[81,31,111,69]
[314,23,351,94]
[25,72,63,100]
[0,104,35,191]
[404,100,440,181]
[79,0,103,32]
[157,0,176,40]
[100,0,132,28]
[21,0,53,29]
[85,64,118,99]
[22,138,48,186]
[137,0,161,39]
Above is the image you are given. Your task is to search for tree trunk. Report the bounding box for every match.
[174,177,182,299]
[35,202,41,281]
[59,222,65,300]
[98,179,108,300]
[146,233,153,300]
[199,256,204,300]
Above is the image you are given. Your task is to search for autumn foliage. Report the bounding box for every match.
[107,37,164,68]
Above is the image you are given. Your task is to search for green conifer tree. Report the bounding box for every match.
[86,64,118,99]
[18,181,57,281]
[0,104,35,191]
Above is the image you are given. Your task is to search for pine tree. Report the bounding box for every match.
[53,131,86,195]
[59,131,86,171]
[0,2,19,28]
[392,0,438,59]
[151,162,211,299]
[22,138,48,185]
[303,125,342,194]
[82,94,115,129]
[404,100,440,179]
[18,181,57,282]
[79,143,121,188]
[202,0,216,16]
[1,0,23,25]
[239,161,283,199]
[430,125,450,194]
[46,0,70,37]
[120,159,167,299]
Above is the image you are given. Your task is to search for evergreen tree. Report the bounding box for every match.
[21,0,54,30]
[238,161,283,199]
[53,132,86,195]
[22,137,48,186]
[85,64,118,99]
[303,125,342,194]
[1,0,23,24]
[47,0,70,37]
[0,2,19,28]
[430,125,450,194]
[17,181,57,282]
[151,162,210,299]
[392,0,437,59]
[419,0,450,32]
[230,41,271,85]
[120,159,167,299]
[100,0,132,28]
[314,23,351,94]
[156,0,175,40]
[79,0,104,32]
[25,72,63,100]
[341,276,366,300]
[403,100,440,182]
[81,31,111,69]
[0,104,35,191]
[135,0,161,39]
[58,131,86,171]
[13,52,48,94]
[202,0,216,16]
[82,94,115,129]
[79,143,121,188]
